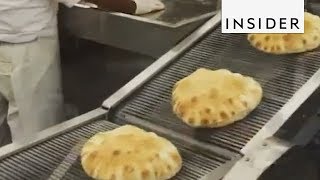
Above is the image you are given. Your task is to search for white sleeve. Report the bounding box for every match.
[57,0,81,7]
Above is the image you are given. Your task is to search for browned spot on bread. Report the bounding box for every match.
[209,88,218,99]
[242,101,248,108]
[201,119,209,125]
[127,151,131,154]
[110,174,116,180]
[276,45,281,51]
[302,39,307,45]
[179,104,186,111]
[228,98,233,104]
[113,150,120,156]
[177,108,185,118]
[158,171,163,177]
[171,153,181,162]
[231,111,236,116]
[314,36,318,41]
[211,119,217,124]
[249,35,255,41]
[205,108,211,114]
[167,165,172,171]
[191,96,198,103]
[264,36,270,41]
[270,46,275,51]
[87,150,98,163]
[209,94,216,99]
[283,35,289,41]
[155,153,160,159]
[148,157,154,162]
[178,105,186,117]
[124,165,135,173]
[255,41,262,48]
[220,112,228,120]
[188,118,195,124]
[264,46,268,51]
[142,169,150,178]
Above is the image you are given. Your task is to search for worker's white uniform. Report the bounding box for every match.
[0,0,80,144]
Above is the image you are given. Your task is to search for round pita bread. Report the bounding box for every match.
[81,125,182,180]
[172,68,263,128]
[247,12,320,54]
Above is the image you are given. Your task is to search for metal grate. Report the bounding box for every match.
[0,120,229,180]
[113,6,320,153]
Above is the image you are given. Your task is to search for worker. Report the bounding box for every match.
[0,0,164,147]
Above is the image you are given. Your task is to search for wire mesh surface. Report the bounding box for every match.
[0,120,229,180]
[113,5,320,153]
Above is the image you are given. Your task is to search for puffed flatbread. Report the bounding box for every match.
[81,125,182,180]
[172,68,263,128]
[247,12,320,54]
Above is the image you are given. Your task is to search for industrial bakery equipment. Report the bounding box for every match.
[59,0,217,58]
[1,1,320,179]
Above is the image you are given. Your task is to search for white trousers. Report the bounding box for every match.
[0,33,65,143]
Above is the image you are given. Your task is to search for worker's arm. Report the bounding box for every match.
[57,0,164,15]
[87,0,136,14]
[56,0,135,13]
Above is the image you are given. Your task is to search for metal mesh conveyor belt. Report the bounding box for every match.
[112,6,320,153]
[0,120,230,180]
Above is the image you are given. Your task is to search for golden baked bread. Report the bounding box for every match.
[172,68,263,128]
[81,125,182,180]
[247,12,320,54]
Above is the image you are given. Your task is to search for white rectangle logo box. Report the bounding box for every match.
[221,0,304,33]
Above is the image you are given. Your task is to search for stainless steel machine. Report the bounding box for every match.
[1,1,320,180]
[59,0,217,58]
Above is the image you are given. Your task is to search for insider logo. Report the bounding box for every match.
[221,0,304,33]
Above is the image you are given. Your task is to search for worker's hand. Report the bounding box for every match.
[75,1,98,8]
[85,0,165,15]
[134,0,165,15]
